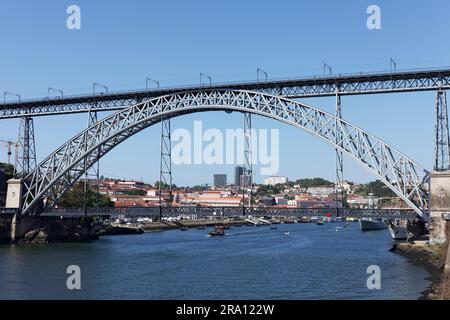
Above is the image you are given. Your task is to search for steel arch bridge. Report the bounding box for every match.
[19,90,430,219]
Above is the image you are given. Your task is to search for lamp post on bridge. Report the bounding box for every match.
[200,73,212,87]
[47,87,63,99]
[390,58,397,72]
[323,63,332,76]
[257,67,268,82]
[3,91,21,104]
[93,82,108,95]
[146,77,160,90]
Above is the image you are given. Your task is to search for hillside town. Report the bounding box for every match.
[80,166,406,210]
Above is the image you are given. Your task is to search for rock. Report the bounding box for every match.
[33,230,48,244]
[23,230,40,243]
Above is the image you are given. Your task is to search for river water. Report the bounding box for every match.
[0,222,430,300]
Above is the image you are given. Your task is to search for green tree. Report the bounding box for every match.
[295,178,333,188]
[121,189,146,196]
[355,180,395,198]
[154,180,177,190]
[58,181,113,208]
[255,185,281,197]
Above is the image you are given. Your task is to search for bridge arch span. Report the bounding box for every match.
[20,90,429,218]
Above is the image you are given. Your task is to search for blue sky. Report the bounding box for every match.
[0,0,449,186]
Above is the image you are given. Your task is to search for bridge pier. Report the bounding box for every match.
[429,170,450,244]
[2,179,97,244]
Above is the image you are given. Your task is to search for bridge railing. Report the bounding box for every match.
[2,205,420,220]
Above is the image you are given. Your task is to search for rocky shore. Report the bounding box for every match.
[393,241,450,300]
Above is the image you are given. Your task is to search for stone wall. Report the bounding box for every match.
[0,215,98,244]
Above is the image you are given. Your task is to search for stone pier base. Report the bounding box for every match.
[0,214,98,244]
[429,171,450,244]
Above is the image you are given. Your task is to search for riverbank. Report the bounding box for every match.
[95,218,249,235]
[141,218,247,232]
[393,241,450,300]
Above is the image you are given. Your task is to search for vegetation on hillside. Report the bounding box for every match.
[255,184,281,197]
[354,180,396,198]
[58,181,113,208]
[295,178,333,188]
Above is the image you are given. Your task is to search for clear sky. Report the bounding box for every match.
[1,0,449,186]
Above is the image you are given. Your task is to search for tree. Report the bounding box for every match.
[255,185,281,197]
[295,178,333,188]
[58,181,113,208]
[154,180,176,190]
[355,180,396,198]
[120,189,146,196]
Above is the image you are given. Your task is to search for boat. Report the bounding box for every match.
[299,217,311,223]
[316,220,324,226]
[359,218,387,231]
[284,231,290,235]
[180,227,188,231]
[388,219,408,240]
[208,225,225,237]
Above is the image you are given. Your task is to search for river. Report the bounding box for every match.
[0,222,430,300]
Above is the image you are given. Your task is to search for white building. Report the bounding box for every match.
[264,176,288,186]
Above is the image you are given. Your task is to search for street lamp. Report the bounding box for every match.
[390,58,397,72]
[3,91,21,104]
[323,63,332,76]
[200,73,212,87]
[48,87,64,98]
[93,82,108,95]
[257,67,268,82]
[146,77,160,90]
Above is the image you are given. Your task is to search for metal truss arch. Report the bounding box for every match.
[20,90,430,219]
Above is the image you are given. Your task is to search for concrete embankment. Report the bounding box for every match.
[393,241,450,299]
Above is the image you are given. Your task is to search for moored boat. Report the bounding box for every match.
[359,218,387,231]
[388,219,408,240]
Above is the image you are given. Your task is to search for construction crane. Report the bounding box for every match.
[0,139,19,165]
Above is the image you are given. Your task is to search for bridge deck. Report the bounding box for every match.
[0,206,419,220]
[2,67,450,119]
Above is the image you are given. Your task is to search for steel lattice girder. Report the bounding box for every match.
[20,90,430,219]
[2,68,450,119]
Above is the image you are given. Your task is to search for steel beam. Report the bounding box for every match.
[159,117,172,210]
[84,109,100,211]
[15,116,36,178]
[243,112,253,208]
[434,90,450,171]
[335,89,344,213]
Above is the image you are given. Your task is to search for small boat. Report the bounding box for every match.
[208,225,225,237]
[197,226,206,230]
[180,227,188,231]
[388,219,408,240]
[284,231,290,235]
[224,225,231,230]
[316,221,324,226]
[270,226,278,230]
[359,218,387,231]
